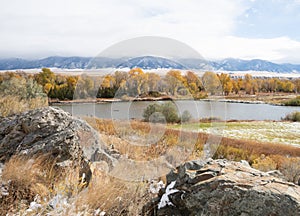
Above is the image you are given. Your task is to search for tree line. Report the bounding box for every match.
[0,68,299,101]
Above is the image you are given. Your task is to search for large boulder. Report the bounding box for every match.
[147,159,300,216]
[0,107,115,169]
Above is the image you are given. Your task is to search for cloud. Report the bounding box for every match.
[0,0,299,63]
[0,0,246,57]
[197,36,300,63]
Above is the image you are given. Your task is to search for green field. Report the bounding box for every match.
[170,121,300,146]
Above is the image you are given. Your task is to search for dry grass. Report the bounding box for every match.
[0,154,151,215]
[0,154,60,214]
[86,117,300,160]
[2,117,300,214]
[75,169,150,215]
[85,117,198,161]
[219,135,300,159]
[86,117,300,184]
[0,154,95,214]
[0,95,48,117]
[2,154,60,196]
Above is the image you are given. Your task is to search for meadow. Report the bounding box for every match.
[170,120,300,146]
[85,118,300,183]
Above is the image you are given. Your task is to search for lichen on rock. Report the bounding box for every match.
[146,159,300,216]
[0,107,116,182]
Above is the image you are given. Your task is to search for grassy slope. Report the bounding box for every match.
[170,121,300,146]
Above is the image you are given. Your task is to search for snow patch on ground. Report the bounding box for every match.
[149,180,165,194]
[196,121,300,146]
[158,180,179,209]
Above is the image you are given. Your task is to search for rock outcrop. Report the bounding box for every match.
[0,107,115,171]
[146,159,300,216]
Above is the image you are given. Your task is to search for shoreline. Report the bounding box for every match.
[49,97,291,106]
[49,96,174,105]
[49,93,300,106]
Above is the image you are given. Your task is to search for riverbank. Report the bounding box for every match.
[223,93,299,105]
[49,93,300,106]
[49,95,174,105]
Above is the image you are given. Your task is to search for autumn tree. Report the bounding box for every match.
[269,78,279,92]
[112,71,128,97]
[251,79,259,94]
[73,75,96,99]
[283,81,295,93]
[34,68,56,94]
[202,72,222,95]
[147,73,161,92]
[184,71,203,95]
[165,70,185,96]
[294,79,300,93]
[218,73,233,95]
[97,75,117,98]
[243,74,255,94]
[114,71,128,88]
[232,79,241,94]
[126,68,148,96]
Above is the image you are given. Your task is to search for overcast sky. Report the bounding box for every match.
[1,0,300,63]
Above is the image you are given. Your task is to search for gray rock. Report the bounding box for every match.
[0,182,9,199]
[240,160,250,167]
[267,170,285,179]
[0,107,116,179]
[147,159,300,216]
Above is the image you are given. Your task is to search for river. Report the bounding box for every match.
[53,100,300,121]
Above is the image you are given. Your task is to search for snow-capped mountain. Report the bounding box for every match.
[211,58,297,72]
[116,56,186,69]
[0,56,300,73]
[0,56,91,70]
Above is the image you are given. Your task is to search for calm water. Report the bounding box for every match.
[54,100,300,121]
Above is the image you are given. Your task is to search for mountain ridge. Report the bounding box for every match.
[1,56,300,73]
[116,56,187,69]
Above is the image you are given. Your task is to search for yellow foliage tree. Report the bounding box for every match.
[202,72,222,95]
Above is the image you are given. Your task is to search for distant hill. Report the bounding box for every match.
[116,56,187,69]
[1,56,300,73]
[210,58,300,73]
[0,56,91,70]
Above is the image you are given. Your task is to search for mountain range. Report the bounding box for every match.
[1,56,300,73]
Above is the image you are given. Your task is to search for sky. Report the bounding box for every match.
[0,0,300,63]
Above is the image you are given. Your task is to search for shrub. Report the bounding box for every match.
[160,102,180,123]
[0,95,47,117]
[0,76,47,116]
[149,112,166,123]
[199,117,222,123]
[283,111,300,122]
[0,77,46,100]
[181,110,192,123]
[143,102,192,123]
[143,104,162,122]
[278,157,300,183]
[97,87,117,98]
[139,91,162,98]
[284,96,300,106]
[252,155,277,172]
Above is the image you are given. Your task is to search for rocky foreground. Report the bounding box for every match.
[0,107,300,215]
[0,107,116,176]
[144,159,300,215]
